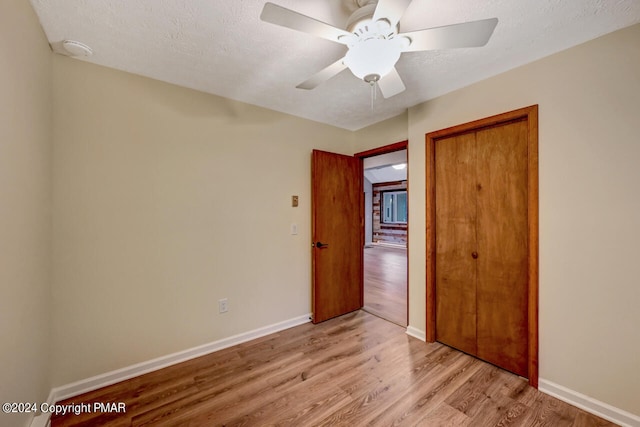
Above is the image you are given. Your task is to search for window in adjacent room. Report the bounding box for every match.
[382,191,407,224]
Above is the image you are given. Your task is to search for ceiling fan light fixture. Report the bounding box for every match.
[343,37,402,81]
[260,1,498,98]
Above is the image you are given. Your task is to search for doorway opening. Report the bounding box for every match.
[355,142,408,327]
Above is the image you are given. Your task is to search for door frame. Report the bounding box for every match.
[425,105,539,387]
[355,140,409,326]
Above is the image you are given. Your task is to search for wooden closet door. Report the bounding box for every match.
[475,120,529,377]
[435,132,478,355]
[427,105,538,385]
[434,120,529,378]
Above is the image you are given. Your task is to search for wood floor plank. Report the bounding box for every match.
[415,403,471,427]
[51,311,619,427]
[445,364,504,418]
[131,351,307,425]
[572,411,618,427]
[363,245,407,326]
[470,391,529,427]
[314,348,439,425]
[527,392,582,427]
[366,354,483,426]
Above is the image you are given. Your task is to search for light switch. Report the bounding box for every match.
[292,195,299,207]
[291,223,298,235]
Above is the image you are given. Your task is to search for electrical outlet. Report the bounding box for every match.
[218,298,228,314]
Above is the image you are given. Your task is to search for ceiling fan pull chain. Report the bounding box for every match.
[370,80,375,111]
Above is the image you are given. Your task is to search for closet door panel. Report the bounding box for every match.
[475,120,529,377]
[435,132,478,355]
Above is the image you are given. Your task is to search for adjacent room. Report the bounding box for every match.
[2,0,639,426]
[362,149,408,326]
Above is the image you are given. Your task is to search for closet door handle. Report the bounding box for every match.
[471,251,478,259]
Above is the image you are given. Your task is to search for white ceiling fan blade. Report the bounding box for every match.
[378,67,406,98]
[372,0,413,28]
[261,2,352,44]
[297,57,348,90]
[401,18,498,52]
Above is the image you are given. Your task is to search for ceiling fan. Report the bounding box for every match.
[260,0,498,98]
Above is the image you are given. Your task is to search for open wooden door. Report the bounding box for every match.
[312,149,363,323]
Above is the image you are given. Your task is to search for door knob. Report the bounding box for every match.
[471,251,478,259]
[315,241,329,248]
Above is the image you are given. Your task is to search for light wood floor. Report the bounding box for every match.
[363,244,408,327]
[51,311,614,426]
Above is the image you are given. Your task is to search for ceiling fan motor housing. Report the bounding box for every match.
[347,3,383,33]
[342,3,409,82]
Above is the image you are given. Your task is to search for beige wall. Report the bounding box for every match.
[0,0,52,426]
[391,24,639,415]
[353,111,408,152]
[3,0,638,419]
[50,56,354,386]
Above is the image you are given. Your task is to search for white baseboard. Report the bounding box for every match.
[406,325,426,342]
[539,378,640,427]
[26,389,54,427]
[31,313,311,427]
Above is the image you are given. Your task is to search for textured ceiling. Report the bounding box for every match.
[29,0,640,130]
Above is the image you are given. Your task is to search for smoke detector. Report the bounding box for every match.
[61,40,93,57]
